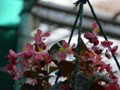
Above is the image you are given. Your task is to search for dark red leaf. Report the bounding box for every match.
[59,61,74,77]
[23,70,37,78]
[90,83,105,90]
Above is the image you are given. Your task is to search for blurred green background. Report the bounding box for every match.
[0,0,23,90]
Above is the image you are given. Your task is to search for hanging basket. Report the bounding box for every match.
[3,0,120,90]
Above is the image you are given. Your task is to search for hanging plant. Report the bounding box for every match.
[2,0,120,90]
[3,28,119,90]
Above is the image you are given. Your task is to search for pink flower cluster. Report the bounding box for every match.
[84,22,118,59]
[81,22,119,90]
[4,29,52,81]
[3,24,119,90]
[3,29,74,87]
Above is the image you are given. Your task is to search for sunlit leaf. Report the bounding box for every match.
[48,40,63,60]
[49,66,59,73]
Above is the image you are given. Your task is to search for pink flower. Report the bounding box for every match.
[98,63,112,73]
[57,40,75,61]
[33,29,50,44]
[105,50,111,59]
[5,49,17,65]
[62,40,75,54]
[34,42,46,52]
[105,64,112,72]
[18,60,31,70]
[57,51,67,61]
[8,59,17,65]
[101,41,113,48]
[6,49,17,59]
[24,43,33,51]
[101,41,118,55]
[84,32,99,46]
[42,53,52,64]
[31,52,51,66]
[35,53,43,60]
[92,22,98,31]
[17,43,34,59]
[34,52,52,64]
[91,46,103,54]
[92,22,99,36]
[111,46,118,54]
[62,40,69,48]
[5,49,17,59]
[3,28,119,89]
[4,64,22,80]
[4,64,14,71]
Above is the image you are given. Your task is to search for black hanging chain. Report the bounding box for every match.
[70,0,85,90]
[68,5,81,45]
[72,3,84,90]
[87,0,120,70]
[68,0,87,46]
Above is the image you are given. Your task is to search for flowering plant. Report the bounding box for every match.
[3,23,120,90]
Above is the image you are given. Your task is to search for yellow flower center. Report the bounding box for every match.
[59,47,66,52]
[45,56,48,59]
[22,48,26,51]
[34,33,37,36]
[38,48,43,52]
[96,28,100,33]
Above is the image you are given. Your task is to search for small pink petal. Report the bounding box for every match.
[3,64,13,71]
[36,29,42,36]
[92,22,97,30]
[105,50,111,59]
[37,53,44,59]
[62,40,68,48]
[43,32,50,37]
[19,60,30,70]
[67,50,72,54]
[71,43,76,49]
[9,49,17,57]
[111,46,118,54]
[105,64,112,72]
[84,32,95,39]
[57,51,66,60]
[101,41,113,47]
[13,65,18,72]
[57,51,62,57]
[24,51,32,57]
[43,53,52,63]
[60,54,66,61]
[8,59,16,65]
[91,46,102,54]
[24,43,33,50]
